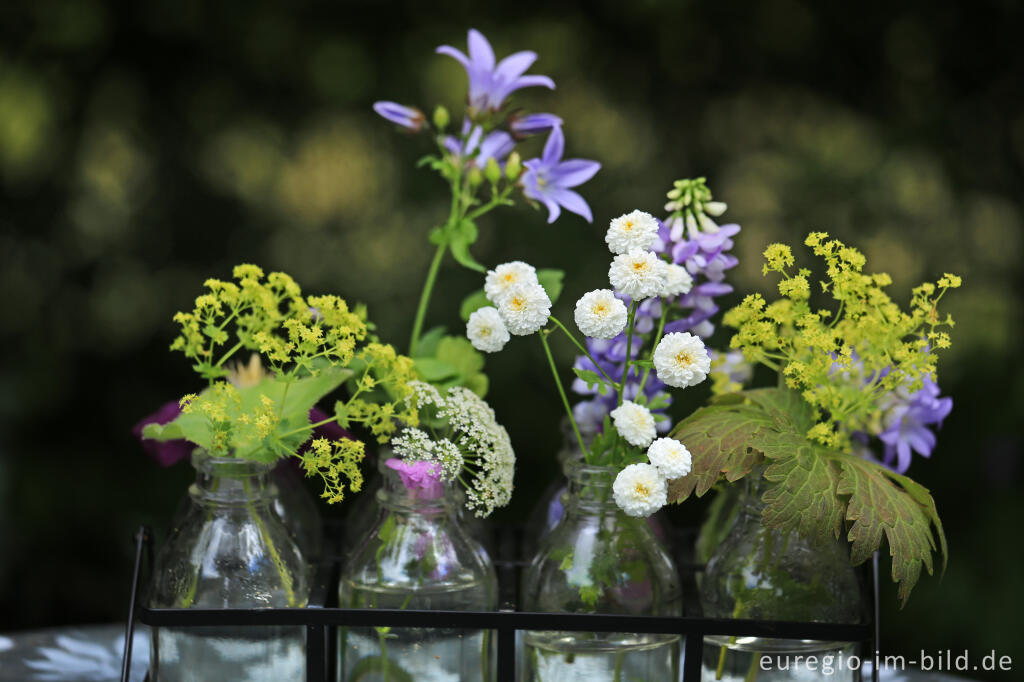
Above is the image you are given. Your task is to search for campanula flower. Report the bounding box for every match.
[436,29,555,113]
[521,126,600,223]
[372,101,426,131]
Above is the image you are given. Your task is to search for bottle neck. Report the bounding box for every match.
[376,458,457,515]
[562,461,619,513]
[739,466,769,516]
[190,450,275,505]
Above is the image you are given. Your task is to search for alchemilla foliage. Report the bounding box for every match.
[144,264,419,503]
[671,234,961,603]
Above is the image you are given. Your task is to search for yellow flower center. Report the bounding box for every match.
[633,261,648,272]
[592,302,609,316]
[509,296,526,311]
[634,482,650,497]
[624,220,634,232]
[675,351,693,367]
[502,273,517,284]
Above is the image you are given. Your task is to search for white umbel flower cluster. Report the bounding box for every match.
[653,332,711,388]
[609,400,657,449]
[396,381,515,517]
[484,261,537,303]
[574,289,627,339]
[660,262,694,298]
[612,462,667,517]
[646,437,693,478]
[466,306,509,353]
[608,249,665,300]
[605,210,659,255]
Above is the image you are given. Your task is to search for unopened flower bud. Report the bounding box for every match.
[705,201,727,217]
[484,157,502,184]
[505,151,522,179]
[468,166,484,187]
[433,105,450,130]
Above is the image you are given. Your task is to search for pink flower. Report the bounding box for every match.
[385,458,443,499]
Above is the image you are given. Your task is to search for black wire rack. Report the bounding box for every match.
[121,522,880,682]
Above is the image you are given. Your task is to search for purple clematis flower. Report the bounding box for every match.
[133,401,351,467]
[372,101,426,131]
[509,112,562,138]
[877,376,953,474]
[521,126,601,223]
[436,29,555,113]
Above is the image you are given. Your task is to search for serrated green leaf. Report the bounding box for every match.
[835,455,944,605]
[450,219,485,273]
[761,438,845,542]
[536,269,564,304]
[459,288,491,322]
[436,336,484,376]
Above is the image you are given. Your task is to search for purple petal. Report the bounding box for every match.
[549,159,601,188]
[435,45,470,69]
[541,195,561,223]
[542,125,564,165]
[550,187,593,222]
[509,112,562,136]
[494,50,538,82]
[467,29,495,70]
[132,401,191,468]
[508,74,556,92]
[464,125,483,156]
[372,101,424,131]
[477,130,514,164]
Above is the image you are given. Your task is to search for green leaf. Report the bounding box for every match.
[415,326,447,358]
[835,455,945,605]
[427,226,446,246]
[412,357,459,382]
[459,288,491,322]
[449,219,486,273]
[579,584,601,608]
[537,268,565,304]
[436,336,484,376]
[760,436,845,543]
[572,368,611,396]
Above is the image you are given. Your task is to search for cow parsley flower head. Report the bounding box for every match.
[609,249,665,301]
[497,282,551,336]
[574,289,628,339]
[613,463,667,517]
[654,332,711,388]
[605,210,660,255]
[394,382,515,517]
[646,438,693,479]
[660,262,694,298]
[485,260,539,304]
[466,306,510,353]
[610,400,656,448]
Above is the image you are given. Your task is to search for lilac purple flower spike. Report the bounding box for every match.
[436,29,555,113]
[876,376,952,474]
[521,126,601,223]
[372,101,426,131]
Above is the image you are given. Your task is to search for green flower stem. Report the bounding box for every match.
[464,186,514,221]
[617,302,639,409]
[636,299,670,394]
[244,478,297,607]
[409,240,449,357]
[548,315,620,387]
[540,329,588,460]
[211,340,245,372]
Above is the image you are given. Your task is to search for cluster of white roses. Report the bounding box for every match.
[462,208,715,518]
[466,261,552,353]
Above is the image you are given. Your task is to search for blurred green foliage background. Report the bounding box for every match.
[0,0,1021,676]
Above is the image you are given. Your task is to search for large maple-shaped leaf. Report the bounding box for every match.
[760,435,846,543]
[834,454,946,605]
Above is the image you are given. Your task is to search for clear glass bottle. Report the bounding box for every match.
[520,462,683,682]
[700,474,862,682]
[338,459,498,681]
[147,451,309,682]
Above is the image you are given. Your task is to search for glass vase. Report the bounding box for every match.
[520,461,683,682]
[338,459,498,681]
[699,474,862,682]
[147,451,309,682]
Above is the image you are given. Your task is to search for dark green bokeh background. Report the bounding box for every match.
[1,0,1021,677]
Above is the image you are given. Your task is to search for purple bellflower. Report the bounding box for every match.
[876,376,952,474]
[436,29,555,113]
[521,126,601,223]
[509,112,562,138]
[444,118,515,167]
[372,101,426,131]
